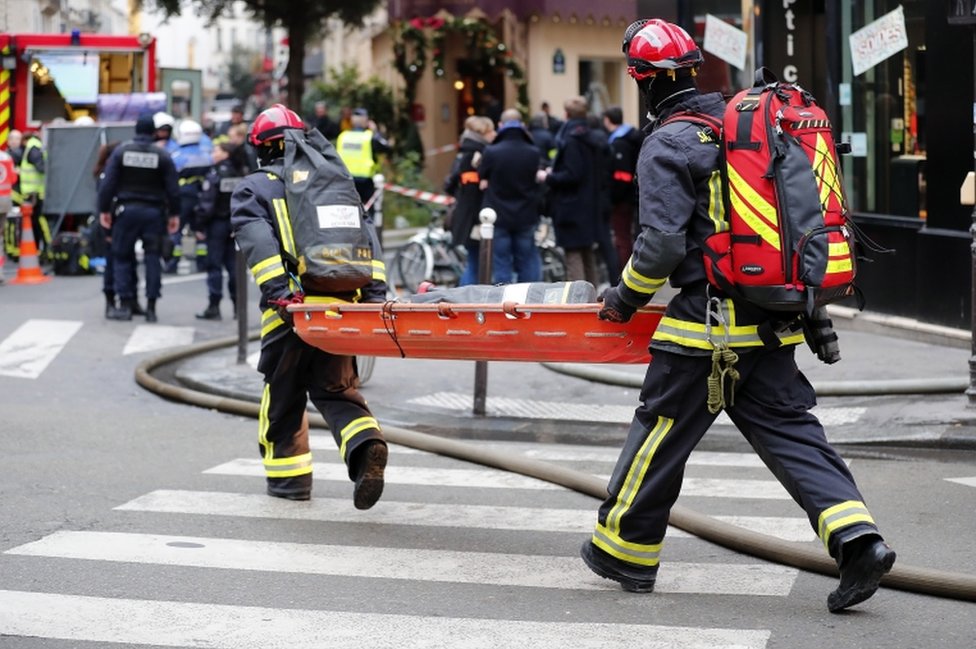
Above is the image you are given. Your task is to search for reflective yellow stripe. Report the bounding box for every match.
[621,259,666,296]
[178,175,205,186]
[817,500,875,548]
[258,384,272,459]
[605,416,673,535]
[812,133,842,210]
[251,255,286,285]
[828,241,848,256]
[727,164,779,250]
[371,258,387,282]
[708,170,727,233]
[263,451,313,478]
[825,257,852,274]
[338,416,380,461]
[272,197,297,260]
[261,308,287,337]
[592,522,662,567]
[652,315,805,350]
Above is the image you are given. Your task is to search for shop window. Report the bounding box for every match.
[841,1,927,218]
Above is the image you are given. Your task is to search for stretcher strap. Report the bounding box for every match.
[382,300,407,358]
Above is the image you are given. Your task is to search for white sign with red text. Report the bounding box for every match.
[849,6,908,76]
[703,14,747,71]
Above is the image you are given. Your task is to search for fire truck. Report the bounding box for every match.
[0,31,157,149]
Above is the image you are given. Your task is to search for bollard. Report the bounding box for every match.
[235,246,249,365]
[371,173,385,248]
[473,207,496,415]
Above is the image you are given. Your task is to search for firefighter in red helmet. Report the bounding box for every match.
[230,104,389,507]
[580,20,896,613]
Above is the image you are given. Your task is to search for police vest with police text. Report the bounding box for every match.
[336,129,376,178]
[115,141,167,203]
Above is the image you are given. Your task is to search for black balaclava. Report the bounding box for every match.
[640,72,698,119]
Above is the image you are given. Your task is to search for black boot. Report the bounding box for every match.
[130,300,147,317]
[145,299,157,323]
[106,298,134,321]
[196,298,221,320]
[104,292,117,318]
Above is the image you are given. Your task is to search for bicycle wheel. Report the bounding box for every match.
[541,247,567,283]
[395,241,430,292]
[355,355,375,387]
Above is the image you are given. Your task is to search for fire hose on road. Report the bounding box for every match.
[135,334,976,604]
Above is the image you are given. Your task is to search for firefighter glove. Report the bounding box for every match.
[802,307,841,365]
[598,286,637,324]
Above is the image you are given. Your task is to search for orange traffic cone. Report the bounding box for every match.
[9,204,51,285]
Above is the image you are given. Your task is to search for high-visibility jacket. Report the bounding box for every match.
[19,136,45,199]
[336,129,376,178]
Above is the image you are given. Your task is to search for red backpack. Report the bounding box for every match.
[666,68,859,314]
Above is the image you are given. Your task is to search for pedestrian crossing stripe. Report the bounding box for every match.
[5,530,799,596]
[406,391,866,426]
[0,319,82,379]
[945,476,976,488]
[122,324,195,355]
[0,590,772,648]
[116,489,817,542]
[204,459,794,499]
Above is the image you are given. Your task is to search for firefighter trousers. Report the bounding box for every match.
[256,331,384,496]
[593,344,881,571]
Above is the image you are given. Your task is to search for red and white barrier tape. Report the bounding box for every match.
[382,183,455,206]
[424,143,458,157]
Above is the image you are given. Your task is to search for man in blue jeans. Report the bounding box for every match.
[479,109,543,283]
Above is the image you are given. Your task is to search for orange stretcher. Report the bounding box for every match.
[290,301,665,364]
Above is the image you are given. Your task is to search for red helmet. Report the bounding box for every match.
[623,19,703,81]
[247,103,304,146]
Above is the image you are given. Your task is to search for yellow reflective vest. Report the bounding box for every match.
[336,129,376,178]
[19,136,45,200]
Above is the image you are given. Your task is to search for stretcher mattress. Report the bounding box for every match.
[290,300,664,364]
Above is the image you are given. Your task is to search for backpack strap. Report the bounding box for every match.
[661,110,723,136]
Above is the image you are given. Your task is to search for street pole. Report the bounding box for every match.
[235,247,249,365]
[968,28,976,407]
[372,173,385,248]
[473,207,496,416]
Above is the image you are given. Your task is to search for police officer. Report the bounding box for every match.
[335,108,390,214]
[167,119,213,274]
[193,142,245,320]
[579,19,896,613]
[98,112,180,322]
[230,103,389,507]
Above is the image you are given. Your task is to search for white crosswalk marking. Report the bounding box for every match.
[122,324,195,355]
[945,476,976,488]
[0,319,82,379]
[5,530,798,595]
[205,458,793,498]
[406,391,865,426]
[117,489,817,542]
[0,590,772,649]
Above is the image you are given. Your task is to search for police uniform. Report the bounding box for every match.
[230,165,389,501]
[194,157,242,315]
[335,125,389,212]
[97,121,180,318]
[589,92,886,577]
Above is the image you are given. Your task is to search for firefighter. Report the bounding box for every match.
[0,148,15,284]
[167,119,213,274]
[193,142,245,320]
[335,107,390,217]
[18,129,51,258]
[230,103,389,507]
[97,112,181,322]
[579,19,896,613]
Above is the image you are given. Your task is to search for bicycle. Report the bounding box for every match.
[393,208,467,293]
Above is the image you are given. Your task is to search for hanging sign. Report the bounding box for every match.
[849,6,909,76]
[703,14,747,70]
[552,49,565,75]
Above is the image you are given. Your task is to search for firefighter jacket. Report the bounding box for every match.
[616,91,804,356]
[19,136,45,199]
[230,167,389,347]
[97,135,180,214]
[195,159,242,228]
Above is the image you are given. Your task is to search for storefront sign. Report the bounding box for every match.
[781,0,799,82]
[849,6,909,76]
[841,132,868,158]
[703,14,747,70]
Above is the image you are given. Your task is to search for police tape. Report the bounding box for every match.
[381,183,455,206]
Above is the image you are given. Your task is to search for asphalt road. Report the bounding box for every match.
[1,267,975,648]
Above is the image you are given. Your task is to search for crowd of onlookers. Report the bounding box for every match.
[444,97,646,289]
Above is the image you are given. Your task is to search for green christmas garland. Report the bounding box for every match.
[393,16,529,115]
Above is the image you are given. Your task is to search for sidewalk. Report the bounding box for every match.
[172,303,976,450]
